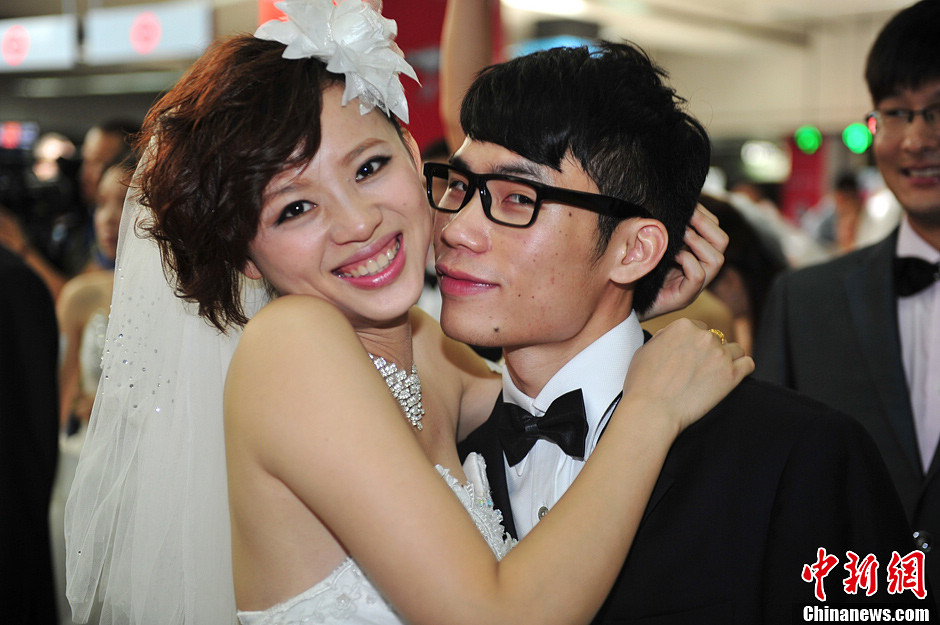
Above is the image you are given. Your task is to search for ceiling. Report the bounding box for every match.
[1,0,912,55]
[499,0,910,54]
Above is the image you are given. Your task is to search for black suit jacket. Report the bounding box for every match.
[0,246,60,624]
[754,230,940,585]
[460,377,931,623]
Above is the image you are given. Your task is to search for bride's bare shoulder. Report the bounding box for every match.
[244,295,353,338]
[233,295,360,373]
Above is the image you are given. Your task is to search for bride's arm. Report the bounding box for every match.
[227,296,751,625]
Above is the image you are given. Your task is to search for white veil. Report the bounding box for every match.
[64,154,270,624]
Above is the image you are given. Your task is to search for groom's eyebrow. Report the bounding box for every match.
[449,154,548,183]
[448,154,471,170]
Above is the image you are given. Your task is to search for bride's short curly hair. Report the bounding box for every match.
[137,35,364,332]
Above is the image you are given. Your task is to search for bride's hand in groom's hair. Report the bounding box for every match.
[638,204,728,322]
[621,318,753,436]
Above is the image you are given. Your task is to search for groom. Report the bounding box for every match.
[434,42,933,622]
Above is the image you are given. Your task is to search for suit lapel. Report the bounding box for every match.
[844,230,920,474]
[458,395,518,539]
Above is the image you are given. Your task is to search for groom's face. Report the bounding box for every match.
[432,139,612,352]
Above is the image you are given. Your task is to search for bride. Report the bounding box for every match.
[66,1,751,624]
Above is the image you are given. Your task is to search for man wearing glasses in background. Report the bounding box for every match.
[430,38,930,622]
[756,0,940,591]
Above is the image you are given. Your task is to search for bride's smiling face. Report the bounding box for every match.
[243,85,431,327]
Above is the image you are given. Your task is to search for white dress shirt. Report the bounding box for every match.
[502,313,645,538]
[896,217,940,470]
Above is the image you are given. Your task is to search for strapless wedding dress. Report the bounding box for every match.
[237,452,515,625]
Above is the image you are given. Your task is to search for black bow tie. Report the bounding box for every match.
[496,389,588,467]
[895,256,940,297]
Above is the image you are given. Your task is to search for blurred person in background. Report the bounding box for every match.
[728,178,830,268]
[62,121,138,277]
[802,171,867,255]
[0,207,68,299]
[0,120,137,298]
[0,243,60,624]
[699,194,787,355]
[31,133,76,187]
[756,0,940,588]
[831,173,866,253]
[2,132,76,287]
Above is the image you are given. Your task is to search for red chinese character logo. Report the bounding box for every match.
[843,551,879,596]
[887,550,927,599]
[802,547,840,601]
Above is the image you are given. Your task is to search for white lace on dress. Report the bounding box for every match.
[237,453,516,625]
[442,452,515,562]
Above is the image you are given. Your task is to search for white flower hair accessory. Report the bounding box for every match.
[255,0,418,123]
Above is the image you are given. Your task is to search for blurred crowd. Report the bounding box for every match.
[1,120,139,625]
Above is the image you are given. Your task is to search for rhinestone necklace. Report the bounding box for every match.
[369,354,425,430]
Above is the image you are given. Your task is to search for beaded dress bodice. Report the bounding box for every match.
[236,453,515,625]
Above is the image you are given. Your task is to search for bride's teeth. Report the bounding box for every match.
[376,251,390,270]
[340,238,400,278]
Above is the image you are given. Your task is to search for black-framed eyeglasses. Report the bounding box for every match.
[423,162,651,228]
[866,104,940,136]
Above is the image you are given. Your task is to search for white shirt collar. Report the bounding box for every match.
[897,216,940,263]
[501,312,645,438]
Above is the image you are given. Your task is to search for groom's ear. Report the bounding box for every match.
[605,218,668,286]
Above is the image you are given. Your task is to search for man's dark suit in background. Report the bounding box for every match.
[755,0,940,594]
[756,229,940,588]
[0,245,60,624]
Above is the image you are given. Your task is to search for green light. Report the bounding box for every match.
[794,126,823,154]
[842,123,872,154]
